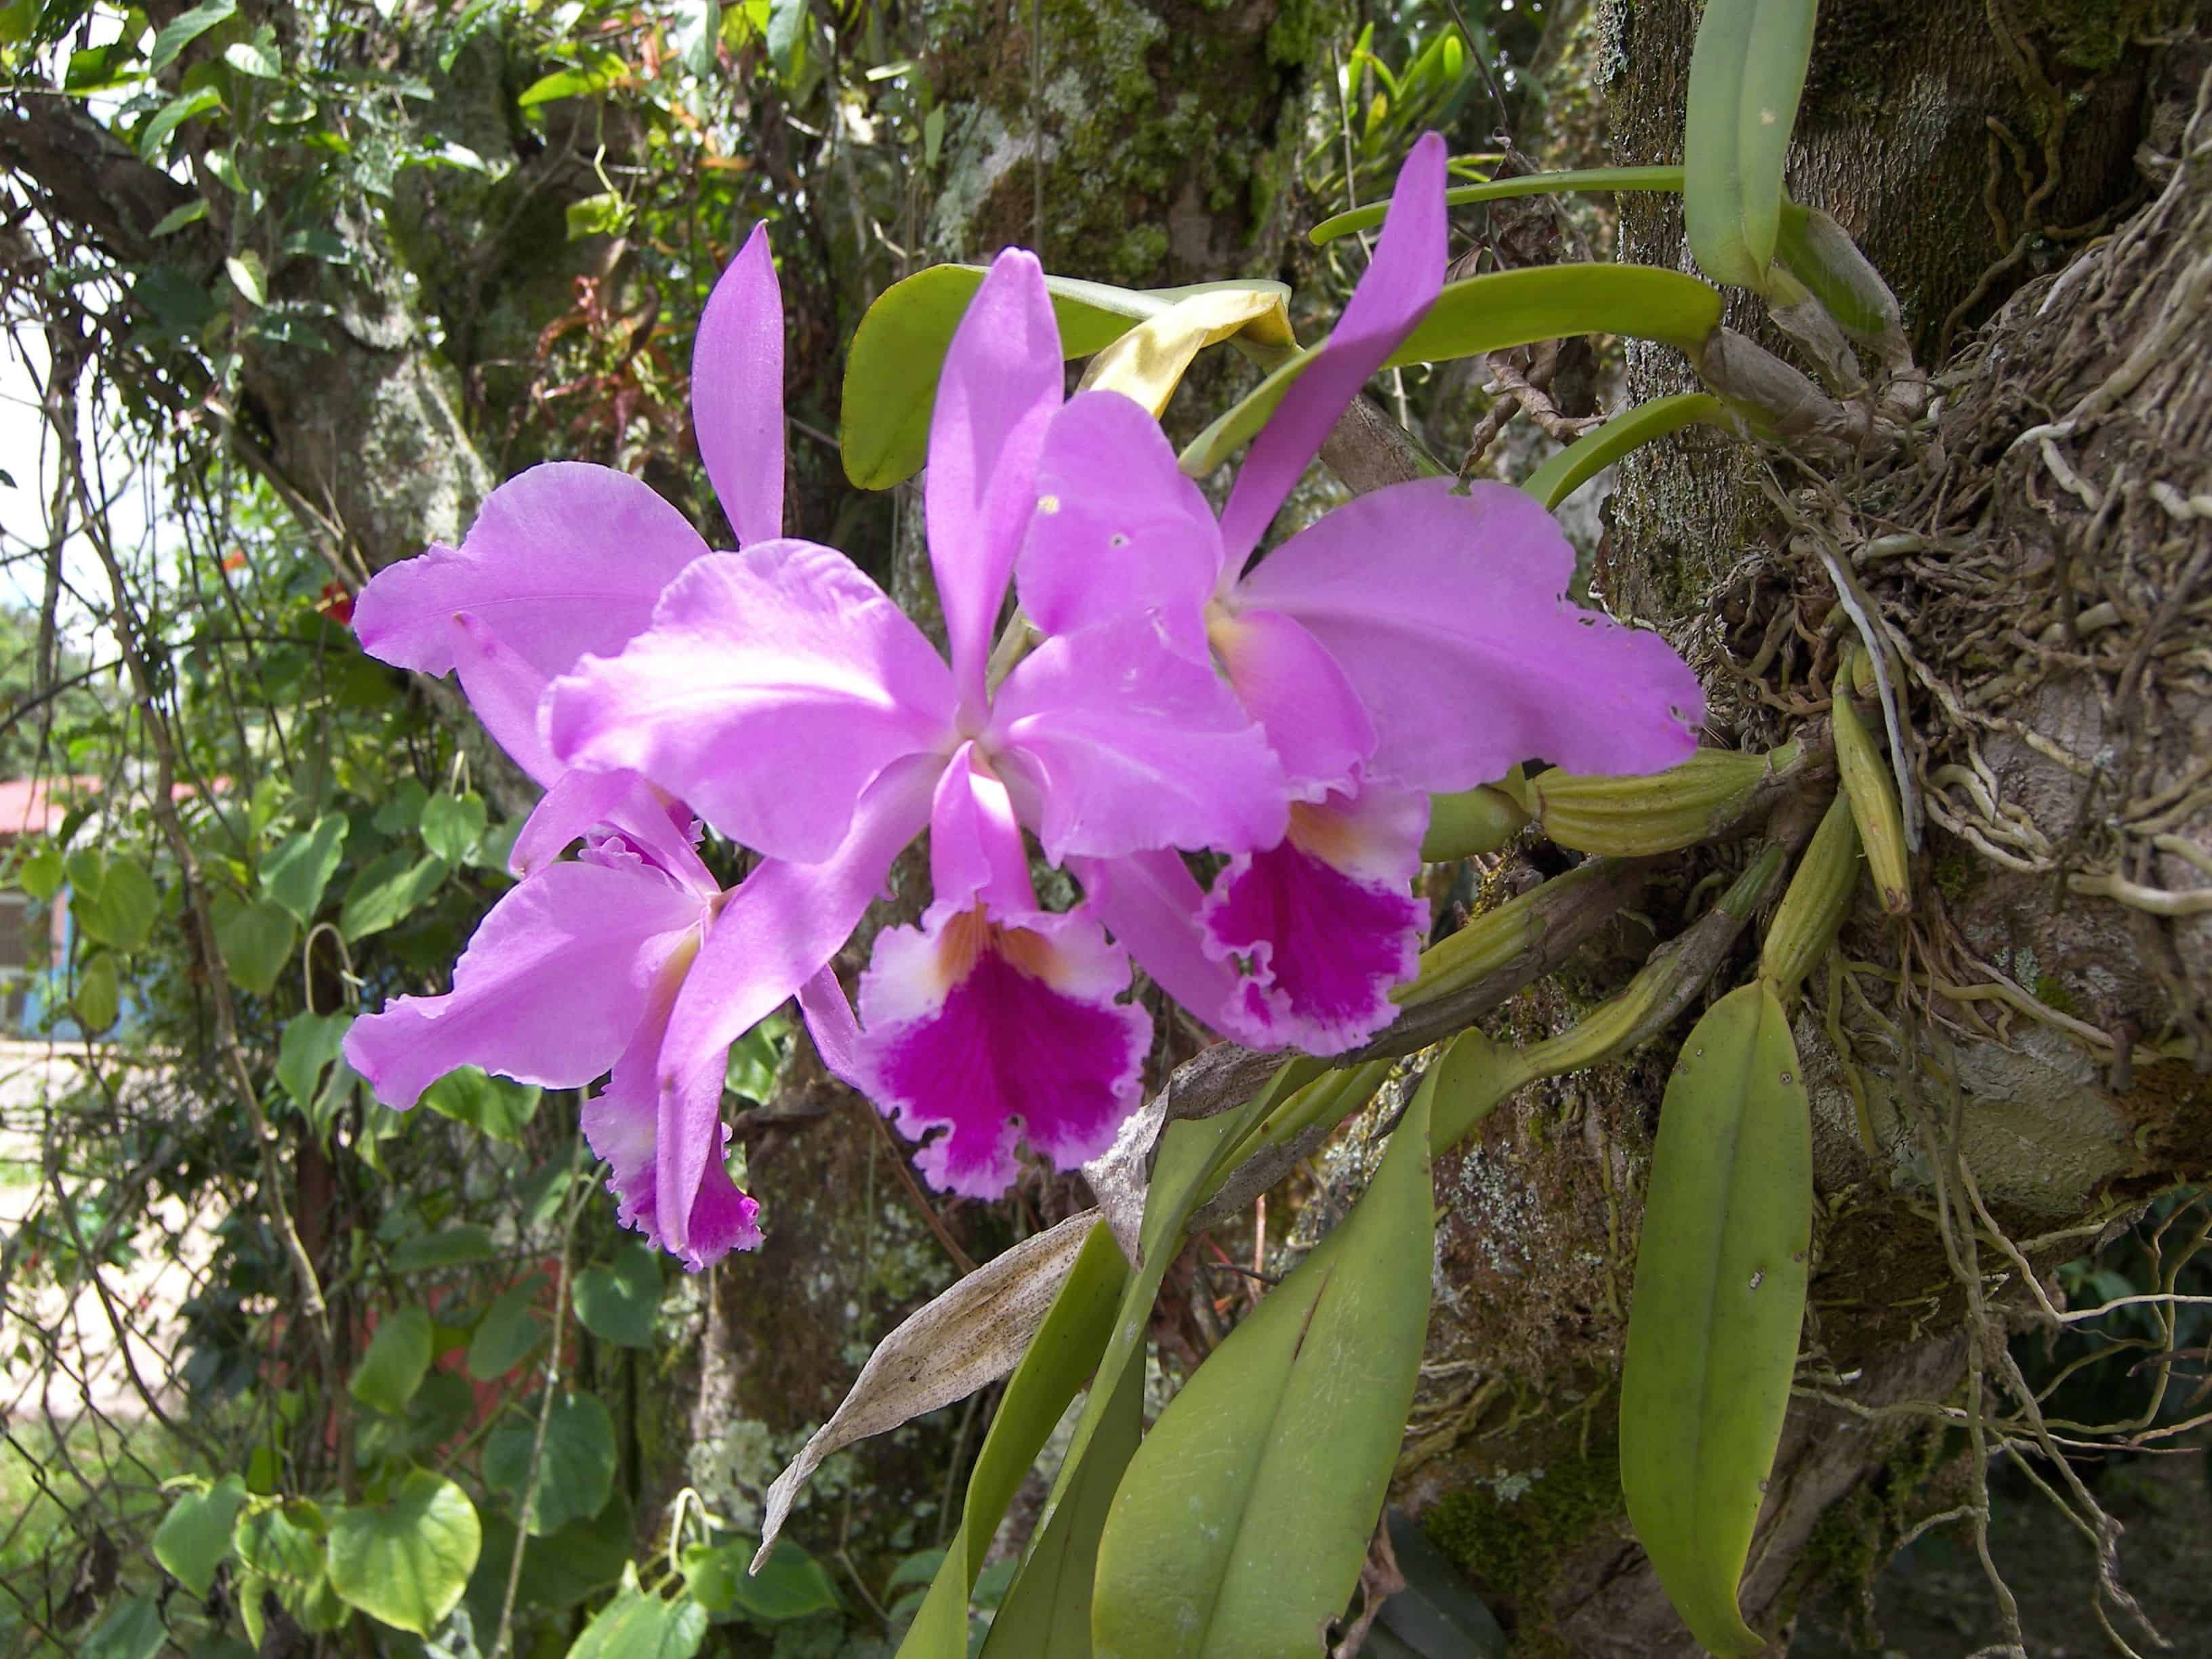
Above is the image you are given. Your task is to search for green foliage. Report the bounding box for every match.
[1620,983,1812,1655]
[567,1565,710,1658]
[841,268,1292,489]
[325,1471,483,1635]
[154,1475,249,1598]
[485,1391,619,1536]
[1683,0,1820,292]
[349,1305,435,1414]
[571,1242,663,1347]
[1090,1065,1435,1656]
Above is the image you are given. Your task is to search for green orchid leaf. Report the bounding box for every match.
[1683,0,1819,291]
[977,1347,1143,1656]
[327,1471,482,1637]
[1309,163,1687,245]
[1181,265,1723,476]
[1521,393,1727,511]
[1620,981,1811,1656]
[1090,1061,1437,1656]
[896,1218,1129,1656]
[841,267,1292,489]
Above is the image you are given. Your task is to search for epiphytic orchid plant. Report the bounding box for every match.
[340,1,1915,1641]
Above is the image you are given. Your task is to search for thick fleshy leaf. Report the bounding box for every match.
[343,857,701,1110]
[1620,981,1811,1657]
[326,1472,482,1637]
[926,249,1063,708]
[1208,605,1375,799]
[991,612,1287,862]
[754,1210,1109,1568]
[1237,479,1703,789]
[1217,131,1446,571]
[895,1220,1130,1656]
[548,543,954,863]
[649,755,937,1251]
[975,1352,1143,1658]
[1520,392,1726,512]
[1309,163,1689,245]
[1019,390,1221,650]
[1684,0,1818,291]
[842,267,1292,489]
[859,905,1147,1196]
[1182,266,1725,477]
[1090,1057,1435,1658]
[693,221,785,544]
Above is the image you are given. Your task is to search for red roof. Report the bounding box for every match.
[0,777,103,838]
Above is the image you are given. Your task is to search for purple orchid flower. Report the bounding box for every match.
[342,225,794,1267]
[543,249,1287,1206]
[1021,133,1706,1055]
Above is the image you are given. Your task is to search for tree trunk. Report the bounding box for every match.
[1385,8,2209,1654]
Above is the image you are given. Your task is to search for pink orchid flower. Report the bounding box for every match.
[1020,134,1706,1055]
[544,249,1286,1206]
[342,225,793,1267]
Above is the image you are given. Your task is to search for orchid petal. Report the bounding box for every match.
[1237,478,1704,787]
[1208,605,1375,801]
[1217,134,1447,574]
[859,905,1147,1197]
[353,463,708,680]
[1074,851,1277,1049]
[692,222,785,547]
[929,743,1036,915]
[1017,390,1221,651]
[991,612,1288,863]
[926,249,1063,710]
[1199,785,1428,1055]
[343,857,703,1110]
[649,754,938,1252]
[509,765,712,892]
[446,613,562,785]
[581,951,762,1269]
[548,544,956,863]
[796,967,866,1094]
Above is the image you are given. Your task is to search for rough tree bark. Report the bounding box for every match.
[1383,5,2209,1655]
